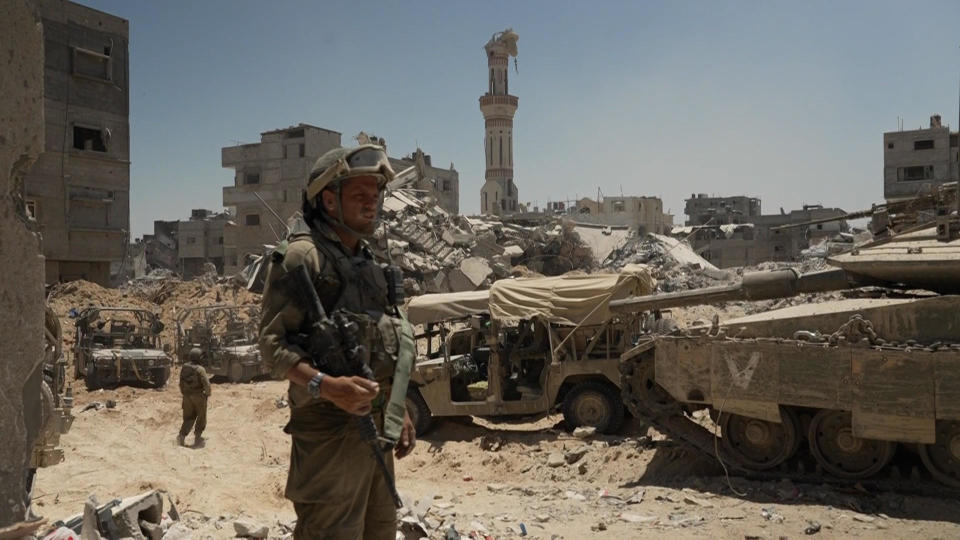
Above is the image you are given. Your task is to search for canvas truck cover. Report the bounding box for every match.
[405,290,492,325]
[489,264,655,326]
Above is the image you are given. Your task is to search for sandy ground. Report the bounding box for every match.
[33,374,960,539]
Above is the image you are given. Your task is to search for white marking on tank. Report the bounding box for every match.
[727,352,760,390]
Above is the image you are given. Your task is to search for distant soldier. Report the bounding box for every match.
[178,348,211,447]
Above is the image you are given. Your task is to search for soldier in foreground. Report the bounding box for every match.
[259,145,417,539]
[178,348,211,447]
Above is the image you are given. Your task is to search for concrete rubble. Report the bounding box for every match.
[373,190,597,294]
[45,490,176,540]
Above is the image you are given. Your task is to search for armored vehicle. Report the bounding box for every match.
[404,266,656,435]
[612,218,960,487]
[73,307,171,390]
[175,304,265,383]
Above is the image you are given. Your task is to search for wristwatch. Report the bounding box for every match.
[307,372,326,399]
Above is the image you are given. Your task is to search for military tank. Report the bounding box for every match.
[612,187,960,488]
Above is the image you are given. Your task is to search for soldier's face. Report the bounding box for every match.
[323,176,381,235]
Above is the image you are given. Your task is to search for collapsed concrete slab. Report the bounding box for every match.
[0,0,47,529]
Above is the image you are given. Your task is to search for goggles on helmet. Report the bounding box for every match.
[306,145,394,202]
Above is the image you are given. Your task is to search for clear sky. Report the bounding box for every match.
[77,0,960,238]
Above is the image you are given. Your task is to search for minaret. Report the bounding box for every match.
[480,29,519,215]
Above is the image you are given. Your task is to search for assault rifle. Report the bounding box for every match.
[288,264,403,508]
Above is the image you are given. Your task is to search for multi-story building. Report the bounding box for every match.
[221,124,342,275]
[479,29,520,216]
[22,0,130,285]
[883,114,959,201]
[684,194,761,226]
[679,203,847,268]
[572,196,674,234]
[178,209,229,278]
[222,124,461,275]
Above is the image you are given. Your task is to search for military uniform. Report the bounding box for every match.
[178,361,210,444]
[260,217,407,540]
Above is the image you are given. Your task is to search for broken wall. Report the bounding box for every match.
[0,0,47,528]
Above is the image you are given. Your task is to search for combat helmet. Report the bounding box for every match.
[303,144,395,237]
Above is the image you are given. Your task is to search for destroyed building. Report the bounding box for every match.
[177,208,229,278]
[20,0,130,286]
[142,219,179,272]
[388,148,460,214]
[884,114,959,201]
[570,195,674,234]
[222,124,460,275]
[675,202,847,268]
[684,194,761,226]
[480,29,521,216]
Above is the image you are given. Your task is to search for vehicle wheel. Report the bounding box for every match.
[720,407,800,470]
[622,353,679,418]
[150,367,169,389]
[808,409,895,479]
[85,368,101,391]
[228,361,244,383]
[405,389,434,436]
[919,421,960,488]
[562,381,625,434]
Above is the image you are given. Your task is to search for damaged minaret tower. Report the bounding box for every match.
[480,29,520,215]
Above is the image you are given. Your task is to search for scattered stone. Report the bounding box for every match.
[479,435,504,452]
[591,521,607,532]
[805,521,822,535]
[626,490,645,505]
[105,399,117,409]
[761,507,784,523]
[683,494,713,508]
[275,396,288,408]
[469,520,487,533]
[851,513,875,523]
[535,514,551,523]
[577,462,588,475]
[486,483,508,493]
[546,452,565,468]
[564,447,589,464]
[573,426,597,439]
[718,509,746,520]
[619,513,657,524]
[234,518,269,538]
[565,490,586,501]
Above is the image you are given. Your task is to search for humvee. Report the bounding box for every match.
[404,267,655,435]
[174,304,265,383]
[73,307,171,390]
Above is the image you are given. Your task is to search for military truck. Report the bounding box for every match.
[73,307,171,390]
[612,213,960,487]
[174,304,265,383]
[404,266,656,435]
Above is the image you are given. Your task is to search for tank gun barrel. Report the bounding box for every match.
[609,268,853,313]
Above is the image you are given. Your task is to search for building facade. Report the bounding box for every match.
[684,194,761,226]
[573,196,673,234]
[679,203,847,268]
[389,148,460,215]
[479,29,520,216]
[22,0,130,285]
[883,114,959,201]
[221,124,342,275]
[178,209,229,278]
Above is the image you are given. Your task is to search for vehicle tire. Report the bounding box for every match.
[562,381,625,434]
[228,360,244,383]
[405,388,434,436]
[85,368,101,391]
[150,367,169,389]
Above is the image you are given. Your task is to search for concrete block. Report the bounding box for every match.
[110,490,165,540]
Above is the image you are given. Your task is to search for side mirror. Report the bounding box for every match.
[152,321,165,334]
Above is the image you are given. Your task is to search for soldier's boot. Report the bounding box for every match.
[193,435,205,448]
[177,434,186,446]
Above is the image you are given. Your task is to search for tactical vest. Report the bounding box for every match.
[283,225,415,444]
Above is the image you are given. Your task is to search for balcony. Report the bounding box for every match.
[478,94,518,107]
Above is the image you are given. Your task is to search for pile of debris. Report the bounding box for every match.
[376,190,595,294]
[603,234,733,292]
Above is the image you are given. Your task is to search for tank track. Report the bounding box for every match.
[619,344,960,496]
